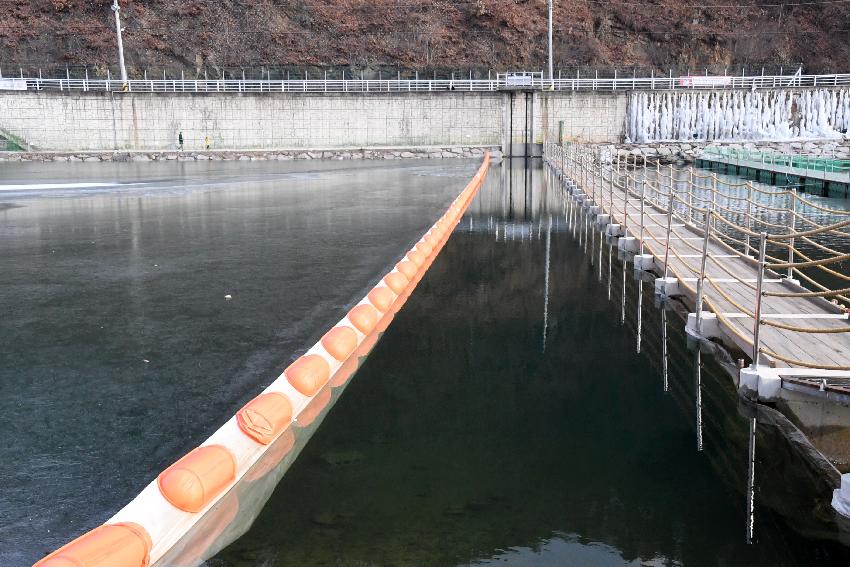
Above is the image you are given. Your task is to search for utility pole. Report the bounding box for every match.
[112,0,128,87]
[547,0,554,85]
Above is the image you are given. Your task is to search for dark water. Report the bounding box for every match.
[3,158,850,566]
[0,159,479,566]
[208,160,850,566]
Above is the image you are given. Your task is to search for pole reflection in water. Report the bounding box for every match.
[662,307,669,393]
[621,257,627,326]
[748,416,757,545]
[695,348,704,452]
[637,279,643,354]
[608,242,613,301]
[543,215,552,353]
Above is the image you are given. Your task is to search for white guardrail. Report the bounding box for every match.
[2,73,850,94]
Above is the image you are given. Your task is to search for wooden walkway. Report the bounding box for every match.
[550,152,850,376]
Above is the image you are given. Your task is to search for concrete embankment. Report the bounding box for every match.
[0,145,499,163]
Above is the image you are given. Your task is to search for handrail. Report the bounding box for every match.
[5,72,850,94]
[547,140,850,372]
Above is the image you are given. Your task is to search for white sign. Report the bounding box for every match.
[0,79,27,91]
[678,76,733,87]
[505,74,534,86]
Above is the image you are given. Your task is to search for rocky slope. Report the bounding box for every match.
[1,0,848,76]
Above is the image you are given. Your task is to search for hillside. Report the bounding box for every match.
[1,0,849,77]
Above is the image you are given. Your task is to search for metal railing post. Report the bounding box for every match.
[752,233,768,367]
[787,188,797,279]
[689,167,695,224]
[710,173,718,232]
[695,206,713,334]
[623,154,630,230]
[663,164,675,278]
[639,163,646,255]
[745,182,754,256]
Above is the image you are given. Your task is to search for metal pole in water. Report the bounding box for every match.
[112,0,128,86]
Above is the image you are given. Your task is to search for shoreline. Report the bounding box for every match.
[0,144,501,163]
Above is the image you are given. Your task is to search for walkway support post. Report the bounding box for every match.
[752,232,768,367]
[112,0,128,87]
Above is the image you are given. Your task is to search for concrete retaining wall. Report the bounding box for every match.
[541,92,628,144]
[0,90,634,152]
[0,91,505,151]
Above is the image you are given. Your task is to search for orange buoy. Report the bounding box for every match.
[407,250,426,267]
[158,445,237,513]
[349,303,379,334]
[296,388,332,427]
[285,355,330,396]
[236,392,293,445]
[34,523,152,567]
[416,241,433,256]
[383,272,409,295]
[320,326,358,361]
[395,260,418,280]
[367,287,395,313]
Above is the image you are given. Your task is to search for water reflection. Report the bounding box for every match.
[0,158,482,566]
[210,159,850,566]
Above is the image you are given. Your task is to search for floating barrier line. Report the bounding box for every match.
[34,154,491,567]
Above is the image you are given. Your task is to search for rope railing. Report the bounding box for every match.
[547,140,850,372]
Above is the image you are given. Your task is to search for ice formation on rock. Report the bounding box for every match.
[625,89,850,143]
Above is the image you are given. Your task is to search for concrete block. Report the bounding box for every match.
[655,277,681,297]
[617,237,639,253]
[606,224,624,237]
[833,474,850,519]
[634,254,654,271]
[686,312,721,340]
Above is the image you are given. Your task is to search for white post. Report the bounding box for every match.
[112,0,128,86]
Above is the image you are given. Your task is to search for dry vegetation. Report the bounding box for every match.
[0,0,848,75]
